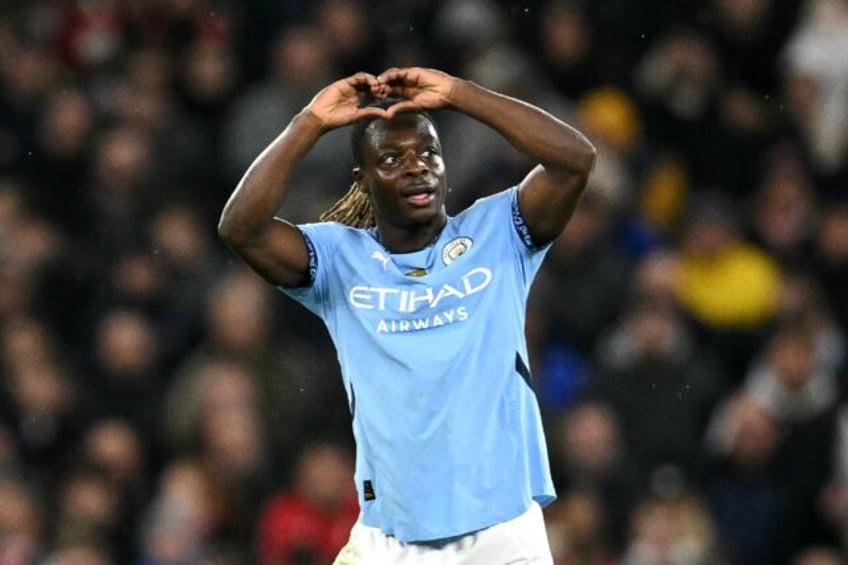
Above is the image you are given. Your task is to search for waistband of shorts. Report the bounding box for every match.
[354,500,541,546]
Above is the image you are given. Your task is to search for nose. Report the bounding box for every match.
[402,151,427,175]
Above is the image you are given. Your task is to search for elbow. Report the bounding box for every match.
[552,131,597,179]
[217,213,248,250]
[579,138,598,176]
[554,141,596,186]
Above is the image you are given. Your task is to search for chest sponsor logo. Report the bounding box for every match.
[348,266,492,313]
[347,266,493,334]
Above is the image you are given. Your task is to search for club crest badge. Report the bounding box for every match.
[442,237,473,265]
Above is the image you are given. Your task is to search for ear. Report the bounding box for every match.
[353,167,371,195]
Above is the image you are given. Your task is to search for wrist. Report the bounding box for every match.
[444,78,477,111]
[296,108,330,135]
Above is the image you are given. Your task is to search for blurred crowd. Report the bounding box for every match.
[1,0,848,563]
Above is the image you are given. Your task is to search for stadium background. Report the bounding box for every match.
[1,0,848,563]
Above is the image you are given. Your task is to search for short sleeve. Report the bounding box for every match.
[460,186,553,286]
[279,222,340,317]
[506,187,553,284]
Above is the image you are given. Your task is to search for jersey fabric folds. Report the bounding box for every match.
[282,186,555,542]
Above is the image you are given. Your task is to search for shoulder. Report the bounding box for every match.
[452,186,548,253]
[465,186,517,212]
[298,221,370,248]
[453,186,517,225]
[294,222,371,288]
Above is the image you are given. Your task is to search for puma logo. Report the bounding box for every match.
[371,251,390,270]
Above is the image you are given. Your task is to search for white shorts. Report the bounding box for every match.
[333,502,553,565]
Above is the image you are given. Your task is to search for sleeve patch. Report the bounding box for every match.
[511,190,538,249]
[302,229,318,286]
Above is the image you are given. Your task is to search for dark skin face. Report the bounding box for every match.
[355,113,448,253]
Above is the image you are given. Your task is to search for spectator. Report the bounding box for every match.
[635,28,724,189]
[706,340,842,565]
[90,308,163,442]
[706,0,799,95]
[85,124,158,257]
[773,272,846,376]
[257,441,359,565]
[745,320,840,426]
[79,418,148,561]
[739,321,843,559]
[545,488,615,565]
[137,458,234,564]
[531,189,632,362]
[534,1,601,101]
[675,190,782,377]
[0,472,45,565]
[222,24,347,221]
[620,489,727,565]
[194,363,276,545]
[704,392,782,563]
[749,146,817,268]
[147,202,224,368]
[172,36,240,213]
[547,401,634,554]
[677,192,781,329]
[52,466,121,556]
[314,0,378,76]
[165,268,338,459]
[782,0,848,180]
[27,87,95,239]
[1,317,84,484]
[587,291,725,499]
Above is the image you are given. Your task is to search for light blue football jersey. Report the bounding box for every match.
[282,186,556,542]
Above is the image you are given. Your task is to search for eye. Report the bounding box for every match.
[380,154,400,167]
[421,148,440,159]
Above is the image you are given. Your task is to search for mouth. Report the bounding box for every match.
[402,185,437,207]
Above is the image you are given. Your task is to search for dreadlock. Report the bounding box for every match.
[319,180,375,228]
[318,97,436,229]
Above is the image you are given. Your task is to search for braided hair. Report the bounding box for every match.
[319,98,435,228]
[318,180,374,228]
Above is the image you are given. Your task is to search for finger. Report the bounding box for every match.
[355,106,390,121]
[373,82,391,98]
[347,71,380,91]
[378,67,406,85]
[387,84,416,100]
[369,80,389,99]
[352,71,379,84]
[384,100,418,118]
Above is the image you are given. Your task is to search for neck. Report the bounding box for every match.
[374,213,447,253]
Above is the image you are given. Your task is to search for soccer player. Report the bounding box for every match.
[218,67,596,563]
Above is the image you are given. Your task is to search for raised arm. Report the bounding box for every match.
[217,73,389,287]
[380,67,597,246]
